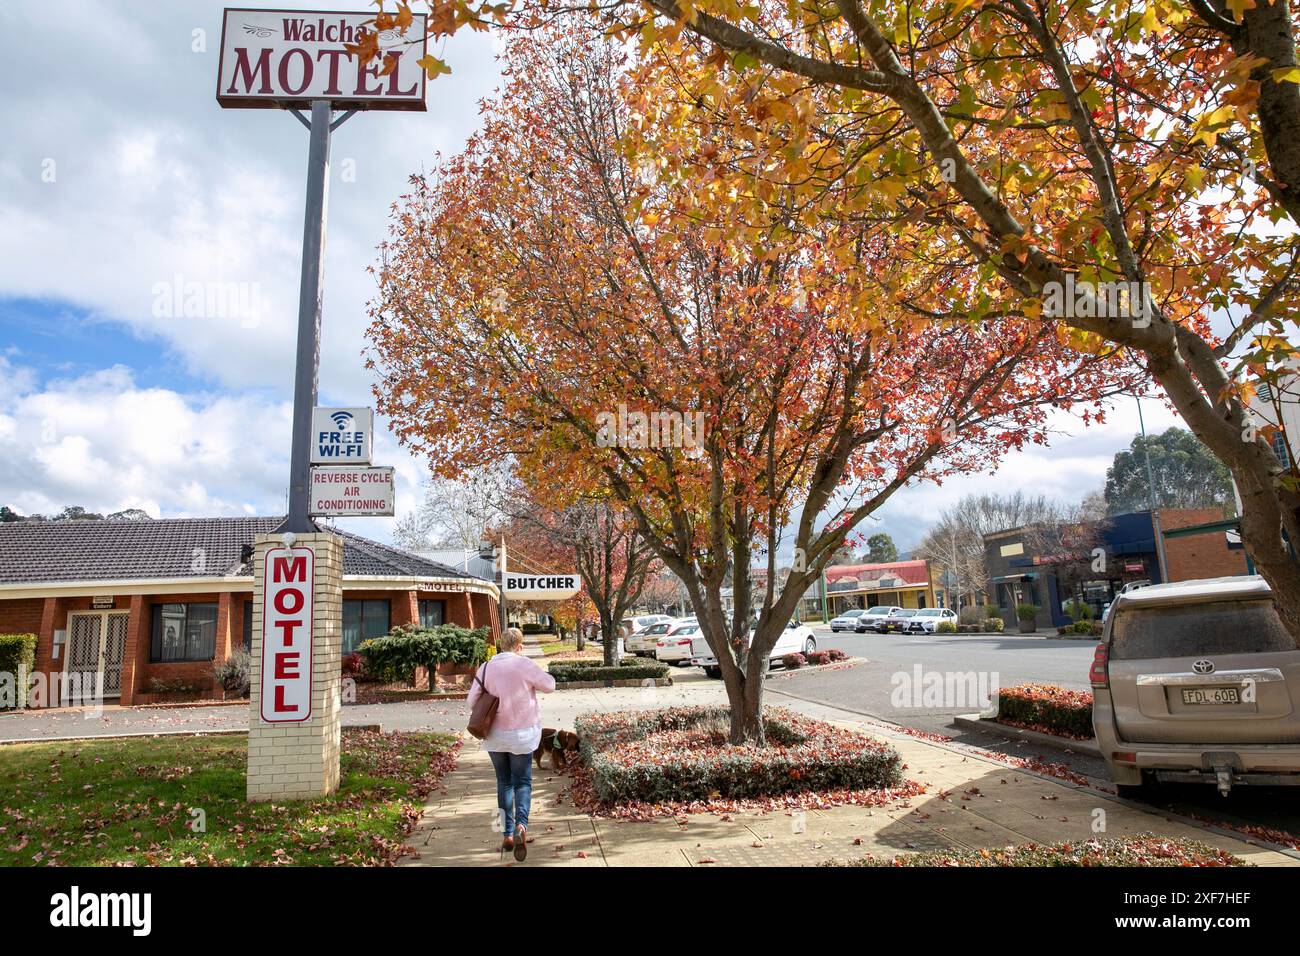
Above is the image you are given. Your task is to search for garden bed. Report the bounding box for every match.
[996,683,1094,740]
[568,706,918,815]
[0,728,458,866]
[549,660,671,685]
[823,836,1248,867]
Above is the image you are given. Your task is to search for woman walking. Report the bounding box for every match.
[466,626,556,861]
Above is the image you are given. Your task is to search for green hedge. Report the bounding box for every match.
[549,660,669,683]
[359,624,490,685]
[575,706,905,803]
[0,633,37,710]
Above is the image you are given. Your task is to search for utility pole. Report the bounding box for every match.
[1135,396,1170,583]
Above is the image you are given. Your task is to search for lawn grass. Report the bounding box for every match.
[0,728,458,866]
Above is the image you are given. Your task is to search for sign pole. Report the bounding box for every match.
[283,98,333,534]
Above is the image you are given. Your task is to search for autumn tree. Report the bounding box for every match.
[366,24,1134,743]
[365,0,1300,643]
[498,479,658,666]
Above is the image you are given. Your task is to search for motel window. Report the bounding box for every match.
[419,599,445,628]
[342,599,390,653]
[151,603,218,662]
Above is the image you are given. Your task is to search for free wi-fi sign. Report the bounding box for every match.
[310,407,373,464]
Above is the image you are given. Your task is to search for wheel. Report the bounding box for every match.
[803,638,816,654]
[704,666,721,679]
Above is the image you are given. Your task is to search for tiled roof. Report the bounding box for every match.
[0,517,483,585]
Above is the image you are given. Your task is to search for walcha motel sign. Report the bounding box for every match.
[217,8,426,801]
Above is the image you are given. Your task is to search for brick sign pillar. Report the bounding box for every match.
[247,531,344,801]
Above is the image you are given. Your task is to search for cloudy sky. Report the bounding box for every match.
[0,0,1184,553]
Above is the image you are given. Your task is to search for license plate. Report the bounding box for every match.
[1181,687,1240,705]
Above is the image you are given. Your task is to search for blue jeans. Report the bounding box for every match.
[488,750,533,834]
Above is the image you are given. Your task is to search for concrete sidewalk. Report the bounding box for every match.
[401,707,1300,867]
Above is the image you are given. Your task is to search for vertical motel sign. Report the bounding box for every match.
[261,546,315,722]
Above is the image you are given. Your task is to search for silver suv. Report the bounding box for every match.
[1091,575,1300,799]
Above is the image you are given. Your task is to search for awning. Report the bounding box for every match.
[991,573,1035,583]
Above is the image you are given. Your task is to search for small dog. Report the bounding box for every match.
[534,728,580,772]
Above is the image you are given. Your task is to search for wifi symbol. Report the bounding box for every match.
[330,411,354,430]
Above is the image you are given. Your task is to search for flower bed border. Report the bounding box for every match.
[575,705,909,805]
[996,683,1094,740]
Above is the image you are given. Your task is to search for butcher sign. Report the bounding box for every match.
[216,8,428,111]
[503,573,581,601]
[260,546,314,723]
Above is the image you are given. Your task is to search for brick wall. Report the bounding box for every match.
[1159,508,1249,582]
[0,598,43,636]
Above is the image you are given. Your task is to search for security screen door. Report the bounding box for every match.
[64,611,129,702]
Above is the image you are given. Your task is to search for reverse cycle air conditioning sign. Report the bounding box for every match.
[504,574,581,601]
[309,465,395,516]
[216,8,428,111]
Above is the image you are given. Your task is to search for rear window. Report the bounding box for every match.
[1110,599,1292,660]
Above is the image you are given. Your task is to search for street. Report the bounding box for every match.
[762,623,1300,844]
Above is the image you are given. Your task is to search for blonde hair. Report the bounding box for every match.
[500,627,524,651]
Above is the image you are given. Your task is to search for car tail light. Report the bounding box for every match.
[1089,642,1109,687]
[656,641,665,648]
[1113,751,1136,764]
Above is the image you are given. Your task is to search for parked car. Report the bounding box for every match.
[690,620,818,678]
[1091,575,1300,800]
[655,620,701,664]
[626,620,675,656]
[880,608,919,632]
[1102,580,1153,621]
[856,606,902,633]
[904,607,959,634]
[830,608,867,632]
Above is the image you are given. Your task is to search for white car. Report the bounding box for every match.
[830,609,867,632]
[626,620,674,656]
[903,607,959,634]
[690,620,818,678]
[655,619,700,664]
[620,614,674,652]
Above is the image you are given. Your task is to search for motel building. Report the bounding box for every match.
[0,517,501,708]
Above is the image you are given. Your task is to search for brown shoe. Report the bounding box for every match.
[501,835,514,852]
[513,825,527,862]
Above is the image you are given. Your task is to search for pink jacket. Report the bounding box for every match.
[467,652,556,731]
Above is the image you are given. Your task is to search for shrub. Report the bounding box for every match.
[549,660,669,683]
[576,706,906,803]
[0,633,37,710]
[935,621,957,634]
[806,650,832,665]
[1064,599,1093,621]
[997,683,1094,739]
[958,606,985,626]
[211,648,251,697]
[1071,619,1094,634]
[980,618,1004,632]
[781,653,806,668]
[146,677,204,696]
[827,647,848,662]
[359,624,491,686]
[342,652,364,677]
[1016,603,1039,623]
[1091,621,1105,636]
